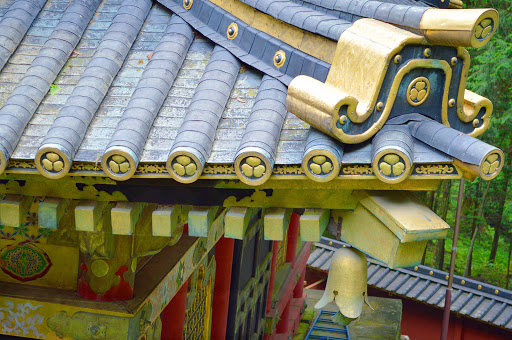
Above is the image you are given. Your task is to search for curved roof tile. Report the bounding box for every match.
[0,0,503,185]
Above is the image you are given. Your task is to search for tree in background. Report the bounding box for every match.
[462,0,512,280]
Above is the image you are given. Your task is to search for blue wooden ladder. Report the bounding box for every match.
[305,310,351,340]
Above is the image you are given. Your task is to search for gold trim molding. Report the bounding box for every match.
[2,160,466,181]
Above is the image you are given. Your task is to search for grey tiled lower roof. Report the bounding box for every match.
[309,237,512,330]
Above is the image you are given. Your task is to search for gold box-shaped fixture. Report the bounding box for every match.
[338,190,450,268]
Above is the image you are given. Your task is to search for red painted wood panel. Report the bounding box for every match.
[211,237,235,339]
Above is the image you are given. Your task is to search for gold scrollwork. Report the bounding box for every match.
[8,161,37,169]
[202,164,236,175]
[71,162,102,172]
[136,164,167,174]
[273,165,305,175]
[341,165,374,175]
[414,164,455,175]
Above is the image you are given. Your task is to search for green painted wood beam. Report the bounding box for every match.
[111,202,146,235]
[152,205,182,237]
[75,200,109,232]
[264,208,292,241]
[300,209,330,242]
[188,206,219,237]
[0,194,32,227]
[38,197,71,229]
[225,207,259,239]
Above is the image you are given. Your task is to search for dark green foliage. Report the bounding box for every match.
[421,0,512,287]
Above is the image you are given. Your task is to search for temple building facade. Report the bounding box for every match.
[0,0,504,338]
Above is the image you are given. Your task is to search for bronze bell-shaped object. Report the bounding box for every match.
[315,246,372,325]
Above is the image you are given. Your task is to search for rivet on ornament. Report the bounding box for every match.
[227,23,238,40]
[183,0,192,10]
[274,50,286,68]
[376,102,384,111]
[449,98,456,107]
[424,48,432,58]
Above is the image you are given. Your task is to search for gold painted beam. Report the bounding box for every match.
[224,207,259,239]
[111,202,146,235]
[0,194,32,227]
[188,206,220,237]
[299,209,330,242]
[75,200,109,232]
[38,197,71,229]
[152,205,185,237]
[264,208,292,241]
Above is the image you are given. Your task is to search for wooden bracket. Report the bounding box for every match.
[264,208,292,241]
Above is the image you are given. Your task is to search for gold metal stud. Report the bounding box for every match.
[445,275,449,280]
[414,266,418,271]
[472,119,480,128]
[477,285,482,290]
[376,102,384,111]
[339,115,347,125]
[394,55,402,64]
[451,57,458,66]
[429,271,433,275]
[329,241,333,246]
[495,289,499,295]
[274,50,286,68]
[227,23,238,40]
[461,280,465,285]
[448,98,456,107]
[183,0,193,10]
[424,48,432,58]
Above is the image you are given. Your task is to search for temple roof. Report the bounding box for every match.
[0,0,503,186]
[309,237,512,331]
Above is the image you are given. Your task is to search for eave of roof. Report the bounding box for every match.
[0,0,502,187]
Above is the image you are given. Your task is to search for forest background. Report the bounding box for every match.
[420,0,512,288]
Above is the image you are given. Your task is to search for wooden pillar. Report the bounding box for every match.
[211,237,235,339]
[294,267,305,298]
[276,302,291,334]
[161,279,189,340]
[286,212,300,265]
[266,241,279,313]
